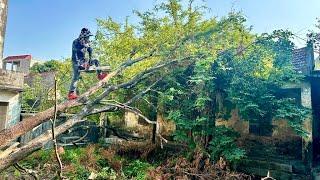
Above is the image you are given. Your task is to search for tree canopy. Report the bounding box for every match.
[8,0,312,177]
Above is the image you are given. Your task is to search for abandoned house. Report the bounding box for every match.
[2,55,41,75]
[215,42,320,179]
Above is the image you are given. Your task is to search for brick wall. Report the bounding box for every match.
[292,47,308,73]
[292,45,314,76]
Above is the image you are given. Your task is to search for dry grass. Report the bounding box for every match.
[148,148,252,180]
[79,144,99,171]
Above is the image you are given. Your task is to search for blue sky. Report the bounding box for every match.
[3,0,320,61]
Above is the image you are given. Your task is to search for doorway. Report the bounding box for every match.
[0,102,9,131]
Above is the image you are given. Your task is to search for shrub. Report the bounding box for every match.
[97,167,117,180]
[123,160,153,180]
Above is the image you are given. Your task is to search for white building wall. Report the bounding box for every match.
[0,90,20,130]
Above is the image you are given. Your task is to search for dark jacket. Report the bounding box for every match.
[71,38,93,65]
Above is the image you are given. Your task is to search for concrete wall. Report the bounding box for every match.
[272,119,296,138]
[0,69,24,90]
[0,69,23,131]
[301,81,312,109]
[19,60,31,74]
[216,109,249,135]
[25,71,55,89]
[157,113,176,136]
[273,81,313,138]
[124,111,139,128]
[0,0,8,64]
[292,45,314,76]
[216,81,313,165]
[0,91,21,130]
[3,59,33,74]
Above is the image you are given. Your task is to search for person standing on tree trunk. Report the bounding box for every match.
[68,28,108,100]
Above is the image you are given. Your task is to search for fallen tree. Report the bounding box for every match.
[0,51,156,149]
[0,44,205,171]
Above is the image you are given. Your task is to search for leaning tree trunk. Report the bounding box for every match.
[0,51,156,148]
[0,0,8,63]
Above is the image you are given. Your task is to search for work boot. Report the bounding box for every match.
[97,73,108,80]
[68,91,78,100]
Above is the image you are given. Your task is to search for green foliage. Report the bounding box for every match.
[20,0,312,171]
[73,164,90,180]
[97,167,117,180]
[22,75,54,111]
[30,60,62,73]
[13,169,21,178]
[275,98,311,137]
[23,59,73,111]
[123,160,153,180]
[133,0,309,164]
[208,126,246,163]
[227,30,309,136]
[21,149,53,168]
[61,148,85,164]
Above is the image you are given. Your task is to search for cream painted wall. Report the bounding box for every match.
[0,90,21,129]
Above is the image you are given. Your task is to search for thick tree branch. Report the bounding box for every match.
[0,54,197,171]
[0,51,156,148]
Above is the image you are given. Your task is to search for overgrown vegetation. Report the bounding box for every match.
[1,143,252,179]
[12,0,315,179]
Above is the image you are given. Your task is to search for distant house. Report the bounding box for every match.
[0,54,57,133]
[2,55,41,75]
[0,69,24,131]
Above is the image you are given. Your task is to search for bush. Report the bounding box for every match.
[123,160,153,180]
[61,148,84,164]
[21,149,53,168]
[208,126,246,164]
[64,164,90,180]
[97,167,117,180]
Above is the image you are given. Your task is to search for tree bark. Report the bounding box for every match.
[0,117,76,171]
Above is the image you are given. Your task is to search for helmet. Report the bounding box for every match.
[79,28,93,38]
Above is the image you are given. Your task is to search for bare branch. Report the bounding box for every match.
[102,102,156,124]
[13,163,39,180]
[71,129,89,146]
[90,78,162,115]
[52,76,63,179]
